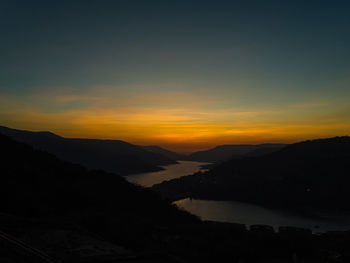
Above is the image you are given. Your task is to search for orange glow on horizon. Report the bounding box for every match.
[2,108,349,152]
[1,89,349,152]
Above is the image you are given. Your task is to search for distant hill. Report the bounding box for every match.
[0,126,176,175]
[141,145,185,160]
[185,143,286,163]
[153,137,350,211]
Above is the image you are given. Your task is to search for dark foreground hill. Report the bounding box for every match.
[0,133,198,261]
[0,133,196,222]
[153,137,350,211]
[185,143,286,163]
[1,133,350,262]
[0,126,176,175]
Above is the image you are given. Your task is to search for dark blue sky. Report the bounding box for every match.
[1,0,350,151]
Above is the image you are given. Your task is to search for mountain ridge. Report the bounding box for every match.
[141,145,185,160]
[0,125,176,175]
[185,143,287,163]
[153,136,350,211]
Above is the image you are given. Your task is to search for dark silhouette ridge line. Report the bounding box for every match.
[2,132,350,262]
[0,125,177,175]
[153,136,350,213]
[184,143,287,163]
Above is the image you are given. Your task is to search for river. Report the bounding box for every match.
[174,198,350,233]
[125,160,210,187]
[126,160,350,233]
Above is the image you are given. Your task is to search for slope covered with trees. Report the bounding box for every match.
[153,137,350,211]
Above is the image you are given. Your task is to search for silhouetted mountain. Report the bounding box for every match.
[0,126,176,175]
[244,144,287,157]
[0,133,193,219]
[2,133,350,262]
[141,145,185,160]
[0,133,209,260]
[153,137,350,211]
[185,143,286,163]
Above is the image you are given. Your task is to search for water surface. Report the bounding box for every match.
[126,160,210,187]
[174,198,350,233]
[127,160,350,233]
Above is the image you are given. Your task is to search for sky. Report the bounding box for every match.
[0,0,350,152]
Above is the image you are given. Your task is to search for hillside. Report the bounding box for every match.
[2,133,350,262]
[185,143,286,163]
[153,137,350,211]
[0,133,203,259]
[0,126,176,175]
[0,133,195,220]
[141,145,185,160]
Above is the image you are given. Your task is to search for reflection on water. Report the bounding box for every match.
[127,160,350,232]
[126,160,210,187]
[174,198,350,233]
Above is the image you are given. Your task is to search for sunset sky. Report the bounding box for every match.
[1,0,350,152]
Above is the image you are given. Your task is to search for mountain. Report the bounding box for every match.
[0,133,192,219]
[0,126,176,175]
[185,143,287,163]
[141,145,185,160]
[153,137,350,211]
[1,133,349,262]
[0,133,204,259]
